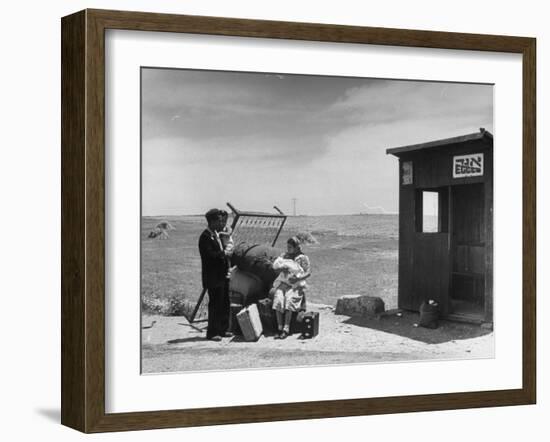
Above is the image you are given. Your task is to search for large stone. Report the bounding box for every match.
[335,295,385,317]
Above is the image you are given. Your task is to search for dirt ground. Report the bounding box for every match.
[141,215,493,374]
[141,303,494,374]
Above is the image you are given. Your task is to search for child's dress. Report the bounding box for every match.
[271,253,310,313]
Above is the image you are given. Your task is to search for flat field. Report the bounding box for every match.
[141,214,399,313]
[141,214,493,373]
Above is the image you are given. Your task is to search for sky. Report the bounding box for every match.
[141,68,493,216]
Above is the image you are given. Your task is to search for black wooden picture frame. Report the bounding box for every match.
[61,9,536,433]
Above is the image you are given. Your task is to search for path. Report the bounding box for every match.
[141,303,494,374]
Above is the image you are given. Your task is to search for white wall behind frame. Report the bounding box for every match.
[0,1,546,442]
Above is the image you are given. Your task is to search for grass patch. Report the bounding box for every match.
[141,290,196,317]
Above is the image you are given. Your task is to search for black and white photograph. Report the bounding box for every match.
[140,67,494,374]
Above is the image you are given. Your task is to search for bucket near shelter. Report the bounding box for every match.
[419,300,440,329]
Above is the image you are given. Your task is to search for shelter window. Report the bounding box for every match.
[416,188,448,233]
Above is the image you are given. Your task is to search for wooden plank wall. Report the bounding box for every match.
[484,148,494,321]
[412,233,450,311]
[397,166,415,310]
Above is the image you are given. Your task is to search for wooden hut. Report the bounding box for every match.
[387,128,493,324]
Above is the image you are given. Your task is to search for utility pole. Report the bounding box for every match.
[292,198,297,216]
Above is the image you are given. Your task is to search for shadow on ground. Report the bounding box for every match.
[35,408,60,423]
[342,311,492,344]
[167,337,205,344]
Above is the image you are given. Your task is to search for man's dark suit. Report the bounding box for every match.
[198,228,230,339]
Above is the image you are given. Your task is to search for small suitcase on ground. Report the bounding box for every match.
[236,303,263,341]
[229,303,243,335]
[300,312,319,339]
[257,298,277,335]
[290,310,306,335]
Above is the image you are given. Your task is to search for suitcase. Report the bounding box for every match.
[229,303,243,335]
[290,310,306,335]
[257,298,277,335]
[236,303,263,341]
[300,312,319,339]
[257,299,304,336]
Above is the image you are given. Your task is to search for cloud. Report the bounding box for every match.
[141,69,493,215]
[141,68,369,145]
[325,81,493,129]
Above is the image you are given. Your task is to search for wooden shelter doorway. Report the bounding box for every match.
[412,187,450,312]
[449,183,486,321]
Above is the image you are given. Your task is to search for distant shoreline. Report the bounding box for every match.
[142,213,399,218]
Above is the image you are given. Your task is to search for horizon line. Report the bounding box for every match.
[142,211,399,217]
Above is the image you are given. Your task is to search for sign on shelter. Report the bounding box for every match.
[453,153,484,178]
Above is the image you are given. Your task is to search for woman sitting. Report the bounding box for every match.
[271,236,311,339]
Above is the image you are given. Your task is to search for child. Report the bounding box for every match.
[271,236,311,339]
[218,210,234,254]
[271,257,304,294]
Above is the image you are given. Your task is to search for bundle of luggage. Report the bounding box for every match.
[227,248,319,342]
[229,298,320,341]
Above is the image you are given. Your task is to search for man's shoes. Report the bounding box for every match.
[221,332,234,338]
[280,330,289,340]
[207,335,222,342]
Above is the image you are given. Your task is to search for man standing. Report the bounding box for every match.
[198,209,233,341]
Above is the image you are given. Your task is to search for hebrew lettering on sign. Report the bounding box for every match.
[453,153,484,178]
